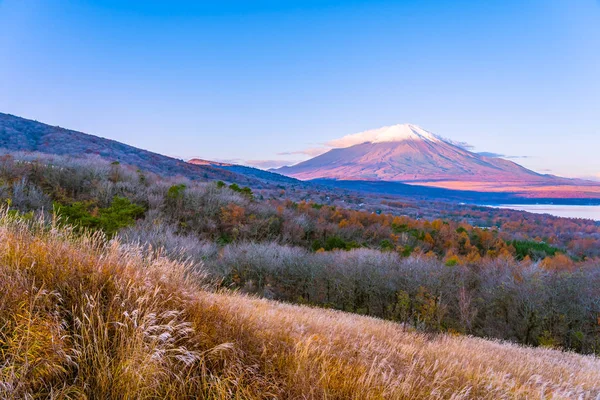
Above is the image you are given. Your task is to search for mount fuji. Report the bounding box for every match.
[275,124,600,197]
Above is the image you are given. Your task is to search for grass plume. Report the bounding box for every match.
[0,212,599,399]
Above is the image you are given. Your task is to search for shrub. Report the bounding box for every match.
[380,239,395,251]
[325,236,347,251]
[55,196,145,237]
[1,214,599,398]
[512,240,560,260]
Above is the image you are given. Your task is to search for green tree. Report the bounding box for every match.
[55,196,145,237]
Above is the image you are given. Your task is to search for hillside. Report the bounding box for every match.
[1,214,599,399]
[0,112,293,187]
[276,124,600,198]
[3,151,600,353]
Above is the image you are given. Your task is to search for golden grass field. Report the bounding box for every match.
[1,214,599,399]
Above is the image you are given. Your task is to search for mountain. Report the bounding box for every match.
[276,124,600,197]
[0,112,297,187]
[3,113,598,201]
[277,124,546,183]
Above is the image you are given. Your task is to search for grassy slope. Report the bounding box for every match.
[0,215,599,399]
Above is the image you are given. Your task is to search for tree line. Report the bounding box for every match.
[1,152,599,354]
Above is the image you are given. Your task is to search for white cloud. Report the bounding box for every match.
[277,147,329,157]
[477,152,530,159]
[243,159,297,169]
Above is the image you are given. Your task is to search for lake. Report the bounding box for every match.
[493,205,600,221]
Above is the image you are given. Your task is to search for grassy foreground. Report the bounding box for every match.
[0,215,599,399]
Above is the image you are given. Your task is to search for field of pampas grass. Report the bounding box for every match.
[0,213,599,399]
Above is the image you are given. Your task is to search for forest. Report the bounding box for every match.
[1,152,599,354]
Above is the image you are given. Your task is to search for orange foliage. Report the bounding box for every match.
[540,254,575,271]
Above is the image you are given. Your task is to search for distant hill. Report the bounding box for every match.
[188,158,300,184]
[219,164,302,185]
[0,113,295,187]
[276,124,600,198]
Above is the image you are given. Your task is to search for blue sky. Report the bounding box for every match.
[1,0,599,178]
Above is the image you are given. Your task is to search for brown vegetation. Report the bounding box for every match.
[2,153,600,353]
[1,213,600,399]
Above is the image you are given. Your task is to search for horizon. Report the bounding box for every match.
[1,0,599,178]
[3,111,598,183]
[3,110,600,183]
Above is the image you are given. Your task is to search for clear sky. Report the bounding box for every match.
[1,0,599,178]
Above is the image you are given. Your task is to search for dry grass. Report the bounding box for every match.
[0,214,599,399]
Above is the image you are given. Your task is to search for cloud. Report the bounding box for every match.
[477,151,505,158]
[580,175,600,182]
[326,134,369,148]
[211,158,243,165]
[569,172,600,182]
[243,159,297,169]
[445,140,475,151]
[477,152,530,160]
[277,147,329,157]
[586,172,600,182]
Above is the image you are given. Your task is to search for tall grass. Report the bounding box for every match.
[0,212,599,399]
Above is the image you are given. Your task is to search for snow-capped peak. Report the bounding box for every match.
[326,124,440,148]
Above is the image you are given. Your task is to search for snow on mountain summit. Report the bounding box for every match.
[327,124,440,148]
[276,123,551,184]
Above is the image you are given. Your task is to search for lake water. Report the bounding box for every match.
[493,205,600,221]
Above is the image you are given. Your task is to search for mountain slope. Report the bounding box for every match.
[0,112,295,186]
[275,124,600,197]
[277,124,548,183]
[2,214,599,398]
[188,158,301,184]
